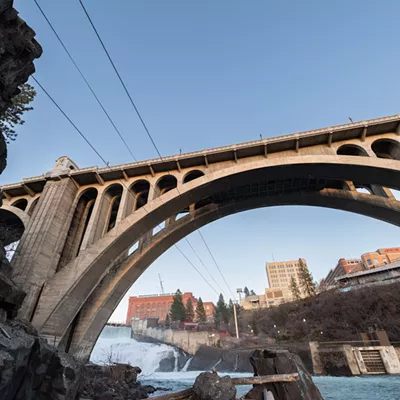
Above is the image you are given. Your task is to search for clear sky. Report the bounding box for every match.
[4,0,400,321]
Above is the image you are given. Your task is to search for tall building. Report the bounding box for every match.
[265,258,309,305]
[126,292,215,324]
[323,258,364,286]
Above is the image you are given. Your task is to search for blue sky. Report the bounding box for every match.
[4,0,400,321]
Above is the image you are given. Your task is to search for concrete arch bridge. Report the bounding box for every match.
[2,114,400,361]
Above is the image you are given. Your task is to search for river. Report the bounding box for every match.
[91,326,400,399]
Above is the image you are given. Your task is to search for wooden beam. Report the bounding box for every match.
[264,144,268,158]
[69,176,80,190]
[150,389,193,400]
[295,138,300,153]
[149,165,155,177]
[231,373,298,385]
[176,160,182,172]
[327,132,333,147]
[95,172,104,186]
[361,126,367,142]
[122,170,129,182]
[204,155,209,168]
[22,184,35,197]
[233,149,238,163]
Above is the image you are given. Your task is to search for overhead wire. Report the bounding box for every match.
[77,0,233,297]
[32,0,224,295]
[31,75,221,295]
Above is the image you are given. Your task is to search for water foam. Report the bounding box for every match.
[90,326,179,376]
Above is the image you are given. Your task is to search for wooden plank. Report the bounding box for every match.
[231,373,298,385]
[150,388,193,400]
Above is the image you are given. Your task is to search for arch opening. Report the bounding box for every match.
[129,180,150,213]
[337,144,369,157]
[372,139,400,160]
[11,198,28,211]
[105,187,123,233]
[27,197,40,216]
[0,209,25,246]
[58,188,98,270]
[156,175,177,197]
[183,170,205,184]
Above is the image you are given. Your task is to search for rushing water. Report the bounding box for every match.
[91,326,400,399]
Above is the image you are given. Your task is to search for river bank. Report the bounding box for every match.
[91,326,400,400]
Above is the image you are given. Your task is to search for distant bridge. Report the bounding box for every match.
[2,114,400,360]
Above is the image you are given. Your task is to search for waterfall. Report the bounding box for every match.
[90,326,179,376]
[181,357,193,372]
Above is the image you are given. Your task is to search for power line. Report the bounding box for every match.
[174,244,219,295]
[77,0,229,298]
[184,238,228,297]
[31,75,221,296]
[33,0,137,162]
[198,229,236,300]
[78,0,163,160]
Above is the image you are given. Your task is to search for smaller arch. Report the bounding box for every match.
[183,170,205,184]
[354,183,373,195]
[27,197,40,216]
[11,198,28,211]
[104,184,123,233]
[156,175,177,196]
[130,180,150,212]
[371,139,400,160]
[337,144,369,157]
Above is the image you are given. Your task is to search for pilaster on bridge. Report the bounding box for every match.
[2,114,400,360]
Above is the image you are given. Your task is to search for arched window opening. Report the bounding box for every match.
[354,184,373,195]
[371,139,400,160]
[27,197,40,216]
[337,144,369,157]
[128,180,150,214]
[106,195,121,232]
[156,175,177,197]
[11,198,28,211]
[183,170,205,184]
[176,208,190,221]
[58,188,98,270]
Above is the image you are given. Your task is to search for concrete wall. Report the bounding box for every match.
[131,319,220,355]
[310,341,400,376]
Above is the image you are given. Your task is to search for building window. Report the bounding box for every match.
[367,259,372,265]
[374,258,379,265]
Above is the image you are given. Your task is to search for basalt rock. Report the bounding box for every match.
[192,371,236,400]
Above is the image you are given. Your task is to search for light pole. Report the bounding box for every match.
[233,302,239,339]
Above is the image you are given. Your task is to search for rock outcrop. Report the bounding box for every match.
[0,0,42,174]
[192,372,236,400]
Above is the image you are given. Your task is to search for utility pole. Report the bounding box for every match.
[158,273,165,295]
[233,302,239,339]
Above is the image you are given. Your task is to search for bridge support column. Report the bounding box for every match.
[11,178,78,321]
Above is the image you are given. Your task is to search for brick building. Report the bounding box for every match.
[126,292,215,324]
[361,248,400,269]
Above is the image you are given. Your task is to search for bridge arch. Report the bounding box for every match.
[11,198,28,211]
[31,155,400,346]
[128,179,150,213]
[371,138,400,160]
[68,189,400,360]
[183,169,205,184]
[337,144,369,157]
[155,174,178,197]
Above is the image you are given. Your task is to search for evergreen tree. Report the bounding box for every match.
[243,287,250,297]
[196,297,207,323]
[214,293,229,327]
[290,276,301,300]
[185,298,195,322]
[1,83,36,143]
[228,299,234,319]
[250,289,256,296]
[165,314,171,328]
[170,289,186,322]
[298,259,316,297]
